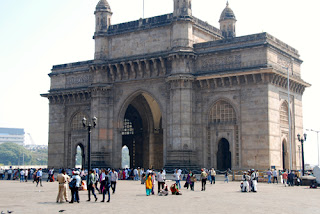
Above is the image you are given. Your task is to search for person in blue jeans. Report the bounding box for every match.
[174,170,181,189]
[267,169,272,184]
[224,169,229,183]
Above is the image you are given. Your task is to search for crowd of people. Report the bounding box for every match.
[0,166,318,203]
[0,167,44,186]
[266,168,303,186]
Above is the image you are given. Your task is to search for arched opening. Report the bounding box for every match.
[217,138,231,170]
[75,144,85,169]
[121,93,163,169]
[282,140,288,170]
[122,146,130,169]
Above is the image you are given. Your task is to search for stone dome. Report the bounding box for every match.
[219,2,236,22]
[96,0,111,11]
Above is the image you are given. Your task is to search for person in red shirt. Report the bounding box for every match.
[282,170,288,187]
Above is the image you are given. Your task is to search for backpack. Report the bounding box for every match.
[69,178,77,189]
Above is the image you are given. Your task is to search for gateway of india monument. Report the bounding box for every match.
[42,0,310,171]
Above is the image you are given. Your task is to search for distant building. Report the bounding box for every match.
[0,128,25,145]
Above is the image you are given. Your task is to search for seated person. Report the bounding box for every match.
[170,183,182,195]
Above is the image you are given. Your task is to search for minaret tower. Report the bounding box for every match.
[173,0,192,17]
[219,1,237,38]
[94,0,112,60]
[95,0,112,33]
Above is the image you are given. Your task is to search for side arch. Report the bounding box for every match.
[206,98,239,170]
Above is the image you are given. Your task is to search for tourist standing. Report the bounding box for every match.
[200,169,208,191]
[111,169,118,194]
[0,168,4,180]
[7,168,12,180]
[101,170,111,202]
[211,168,216,184]
[36,168,43,187]
[140,168,145,184]
[145,173,152,196]
[282,170,288,187]
[56,169,70,203]
[267,169,272,184]
[224,169,229,183]
[190,172,196,191]
[20,169,25,182]
[69,171,81,203]
[273,169,278,184]
[174,170,181,189]
[87,170,98,202]
[134,168,139,180]
[24,169,28,182]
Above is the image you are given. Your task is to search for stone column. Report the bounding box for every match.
[90,85,113,168]
[165,73,195,168]
[47,98,66,169]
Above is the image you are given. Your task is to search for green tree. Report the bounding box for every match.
[0,143,32,165]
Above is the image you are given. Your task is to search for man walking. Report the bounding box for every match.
[87,170,98,202]
[36,168,43,187]
[200,169,208,191]
[110,169,118,194]
[56,169,69,203]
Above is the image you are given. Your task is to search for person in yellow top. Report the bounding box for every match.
[145,173,152,196]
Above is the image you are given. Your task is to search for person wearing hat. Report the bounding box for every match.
[56,169,70,203]
[69,171,81,203]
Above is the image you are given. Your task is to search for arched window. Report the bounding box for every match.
[209,100,236,124]
[280,102,289,126]
[71,112,87,130]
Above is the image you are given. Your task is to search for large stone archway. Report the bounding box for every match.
[119,92,163,169]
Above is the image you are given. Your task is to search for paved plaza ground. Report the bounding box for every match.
[0,179,319,214]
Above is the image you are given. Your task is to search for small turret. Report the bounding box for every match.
[219,1,237,38]
[94,0,112,60]
[95,0,112,33]
[173,0,192,17]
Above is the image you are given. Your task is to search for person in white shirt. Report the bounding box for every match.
[157,169,165,194]
[134,168,138,180]
[0,168,4,180]
[24,169,28,182]
[7,169,12,180]
[20,169,25,182]
[174,169,181,189]
[110,169,118,194]
[273,169,278,184]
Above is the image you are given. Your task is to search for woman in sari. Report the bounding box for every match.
[145,173,152,196]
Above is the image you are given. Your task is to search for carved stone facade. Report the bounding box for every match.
[42,0,310,170]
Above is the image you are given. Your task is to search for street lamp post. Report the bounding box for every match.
[82,116,97,172]
[297,133,307,176]
[306,129,320,166]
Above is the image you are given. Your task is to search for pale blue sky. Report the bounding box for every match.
[0,0,319,165]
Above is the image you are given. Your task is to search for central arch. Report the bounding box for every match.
[120,92,163,169]
[217,138,231,171]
